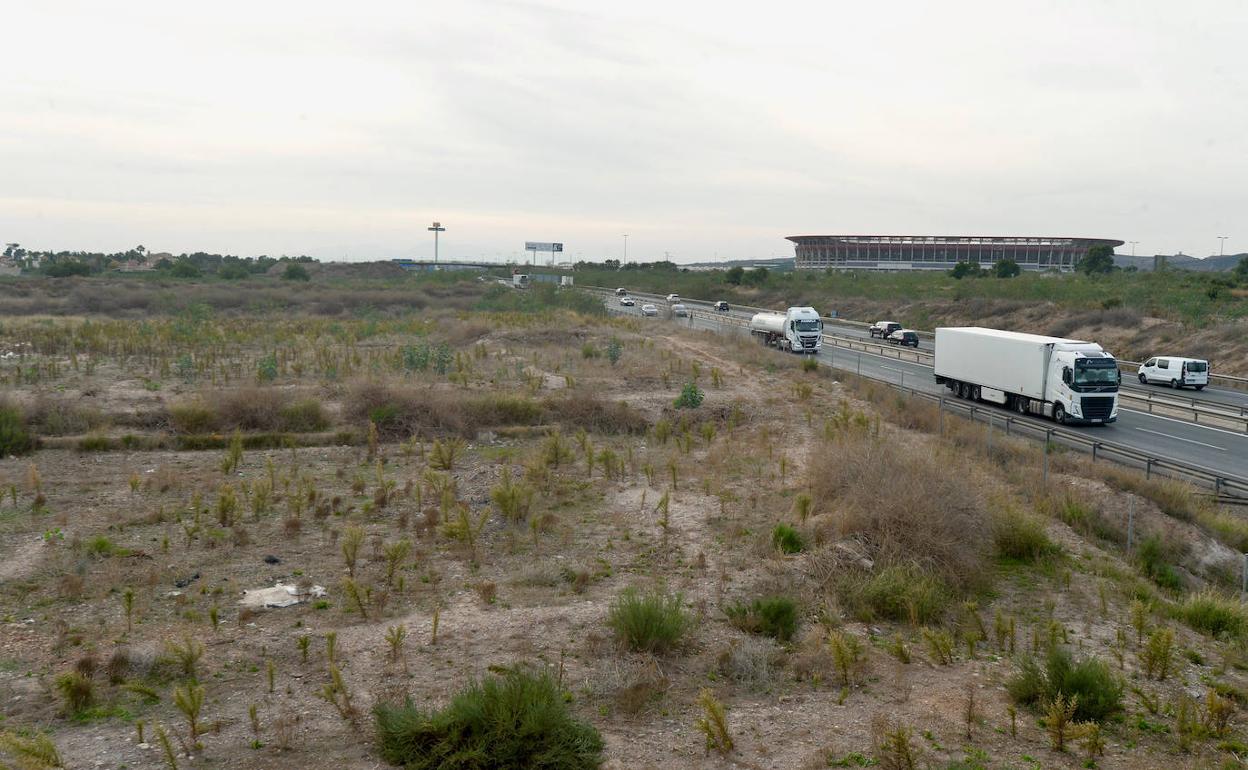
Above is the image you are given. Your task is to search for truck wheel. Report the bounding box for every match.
[970,385,981,401]
[1170,379,1179,389]
[1014,396,1028,415]
[1053,404,1067,425]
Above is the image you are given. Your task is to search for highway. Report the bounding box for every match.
[628,291,1248,412]
[606,296,1248,486]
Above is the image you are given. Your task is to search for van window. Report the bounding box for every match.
[1157,359,1169,369]
[1144,359,1156,367]
[1187,360,1208,372]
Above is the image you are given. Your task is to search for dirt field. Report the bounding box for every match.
[2,287,1248,769]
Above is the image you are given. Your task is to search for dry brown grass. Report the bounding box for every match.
[812,432,991,596]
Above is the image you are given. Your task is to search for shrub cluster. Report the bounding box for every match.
[374,670,602,770]
[1006,647,1123,723]
[0,403,36,456]
[168,389,330,434]
[606,588,691,653]
[725,596,798,642]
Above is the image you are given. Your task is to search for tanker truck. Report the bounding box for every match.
[749,307,823,354]
[934,327,1120,425]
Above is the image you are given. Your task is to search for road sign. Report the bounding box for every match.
[524,242,563,252]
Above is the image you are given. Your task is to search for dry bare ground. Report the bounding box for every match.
[1,292,1247,769]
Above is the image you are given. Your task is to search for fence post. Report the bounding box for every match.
[857,352,861,377]
[939,397,945,436]
[1145,458,1152,480]
[1043,429,1051,488]
[1127,497,1135,553]
[987,413,993,453]
[1092,442,1098,463]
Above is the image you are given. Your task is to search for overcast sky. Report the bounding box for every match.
[3,1,1247,263]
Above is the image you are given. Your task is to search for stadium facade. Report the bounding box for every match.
[786,235,1124,272]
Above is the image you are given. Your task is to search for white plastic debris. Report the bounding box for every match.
[239,582,326,609]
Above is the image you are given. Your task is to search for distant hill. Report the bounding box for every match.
[1113,253,1245,272]
[682,257,795,270]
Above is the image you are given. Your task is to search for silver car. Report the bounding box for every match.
[641,304,658,316]
[671,303,689,317]
[619,296,636,306]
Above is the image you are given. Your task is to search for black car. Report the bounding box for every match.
[713,301,730,312]
[887,329,920,348]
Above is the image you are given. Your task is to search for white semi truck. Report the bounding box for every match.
[933,327,1120,425]
[749,307,823,354]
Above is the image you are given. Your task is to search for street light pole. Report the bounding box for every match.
[427,221,446,264]
[622,234,629,265]
[1218,236,1228,257]
[1129,241,1139,256]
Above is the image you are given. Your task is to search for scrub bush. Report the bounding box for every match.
[374,670,603,770]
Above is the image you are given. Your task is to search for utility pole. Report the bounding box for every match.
[622,234,629,265]
[427,221,446,264]
[1129,241,1138,256]
[1218,236,1228,257]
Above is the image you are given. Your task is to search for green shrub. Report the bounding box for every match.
[168,401,219,434]
[673,383,704,409]
[725,596,798,642]
[846,565,950,625]
[1137,535,1182,590]
[76,434,113,452]
[771,524,805,554]
[278,399,331,432]
[1181,591,1248,640]
[0,404,35,456]
[800,358,818,373]
[992,507,1057,561]
[606,588,691,653]
[282,263,311,281]
[54,671,94,715]
[1006,647,1123,723]
[374,670,603,770]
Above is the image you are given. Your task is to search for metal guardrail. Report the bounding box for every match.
[601,292,1248,501]
[587,284,1248,390]
[915,387,1248,503]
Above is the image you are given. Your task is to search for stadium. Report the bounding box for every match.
[786,235,1124,272]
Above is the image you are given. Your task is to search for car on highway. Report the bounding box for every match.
[666,293,681,303]
[869,320,902,339]
[713,300,730,312]
[671,303,689,317]
[887,329,920,347]
[1138,356,1209,390]
[615,287,628,296]
[641,304,658,316]
[618,296,636,307]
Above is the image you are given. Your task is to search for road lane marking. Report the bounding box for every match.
[1119,409,1248,439]
[1133,427,1226,451]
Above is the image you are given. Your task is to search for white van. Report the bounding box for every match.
[1137,357,1209,390]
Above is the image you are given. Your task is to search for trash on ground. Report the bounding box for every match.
[239,582,326,609]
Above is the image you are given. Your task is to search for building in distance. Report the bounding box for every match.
[787,235,1123,272]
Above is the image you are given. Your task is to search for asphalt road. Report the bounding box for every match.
[609,298,1248,483]
[615,291,1248,413]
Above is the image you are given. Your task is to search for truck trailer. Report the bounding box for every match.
[749,307,823,354]
[933,327,1120,425]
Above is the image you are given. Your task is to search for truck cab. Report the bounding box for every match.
[749,306,823,354]
[1048,351,1121,424]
